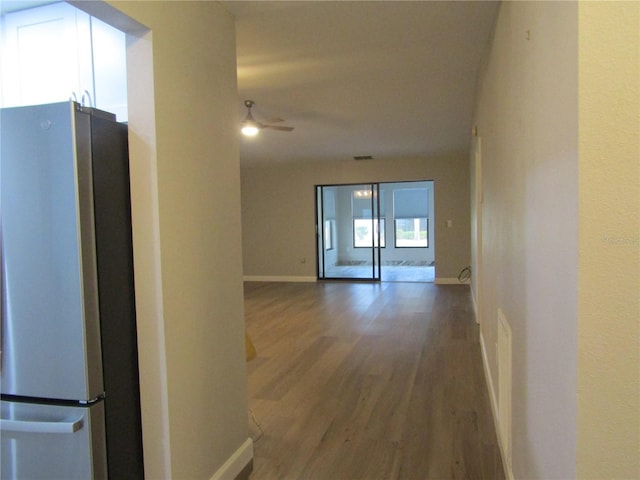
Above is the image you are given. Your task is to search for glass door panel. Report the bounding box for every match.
[315,184,381,280]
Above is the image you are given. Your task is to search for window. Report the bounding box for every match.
[353,218,385,248]
[393,187,429,248]
[395,218,428,247]
[324,219,335,250]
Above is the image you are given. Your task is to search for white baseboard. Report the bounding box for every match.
[434,277,469,285]
[209,438,253,480]
[480,331,514,480]
[243,275,317,283]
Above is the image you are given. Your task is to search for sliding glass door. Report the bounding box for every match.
[315,183,381,280]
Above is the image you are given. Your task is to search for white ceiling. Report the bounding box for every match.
[0,1,54,14]
[223,1,500,166]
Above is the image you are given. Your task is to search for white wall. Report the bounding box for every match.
[473,1,639,478]
[473,2,579,477]
[77,2,251,478]
[576,2,639,478]
[241,154,470,281]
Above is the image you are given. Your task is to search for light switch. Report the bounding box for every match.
[446,220,453,228]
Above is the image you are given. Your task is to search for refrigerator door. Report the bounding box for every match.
[0,399,107,479]
[0,102,104,401]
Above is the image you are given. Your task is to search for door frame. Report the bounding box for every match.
[471,135,483,323]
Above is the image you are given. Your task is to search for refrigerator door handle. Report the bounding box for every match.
[1,416,84,434]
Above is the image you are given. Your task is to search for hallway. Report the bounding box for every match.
[244,281,504,479]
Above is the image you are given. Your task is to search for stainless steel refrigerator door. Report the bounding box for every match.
[0,102,104,401]
[0,399,107,479]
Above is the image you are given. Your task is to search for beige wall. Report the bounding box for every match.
[577,2,639,478]
[241,154,470,280]
[473,1,579,477]
[474,1,639,478]
[79,2,250,478]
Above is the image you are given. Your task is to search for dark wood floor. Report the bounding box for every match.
[244,281,505,480]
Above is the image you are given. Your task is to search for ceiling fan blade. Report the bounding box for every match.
[263,125,294,132]
[263,117,285,124]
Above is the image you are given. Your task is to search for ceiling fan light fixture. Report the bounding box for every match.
[240,99,293,136]
[353,189,372,199]
[241,100,260,136]
[241,123,260,136]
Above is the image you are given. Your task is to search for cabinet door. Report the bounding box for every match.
[1,3,93,107]
[91,16,128,121]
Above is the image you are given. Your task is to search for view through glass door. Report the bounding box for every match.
[316,183,381,280]
[316,180,436,282]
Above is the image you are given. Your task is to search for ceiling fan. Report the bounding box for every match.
[241,100,294,136]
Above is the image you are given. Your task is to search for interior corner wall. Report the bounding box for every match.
[240,155,470,280]
[95,2,249,479]
[577,2,639,478]
[473,2,579,478]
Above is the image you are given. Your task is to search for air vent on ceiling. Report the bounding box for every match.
[353,155,373,160]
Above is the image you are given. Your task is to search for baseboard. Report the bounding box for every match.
[209,438,254,480]
[243,275,317,283]
[234,459,253,480]
[434,277,469,285]
[480,331,514,480]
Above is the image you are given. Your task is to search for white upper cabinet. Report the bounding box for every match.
[90,16,128,121]
[1,3,92,107]
[1,2,127,121]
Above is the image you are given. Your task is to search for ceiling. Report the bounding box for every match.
[0,1,54,14]
[223,1,500,166]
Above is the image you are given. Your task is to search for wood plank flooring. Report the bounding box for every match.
[244,281,505,480]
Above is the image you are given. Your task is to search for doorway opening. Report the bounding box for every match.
[315,180,435,282]
[1,3,170,476]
